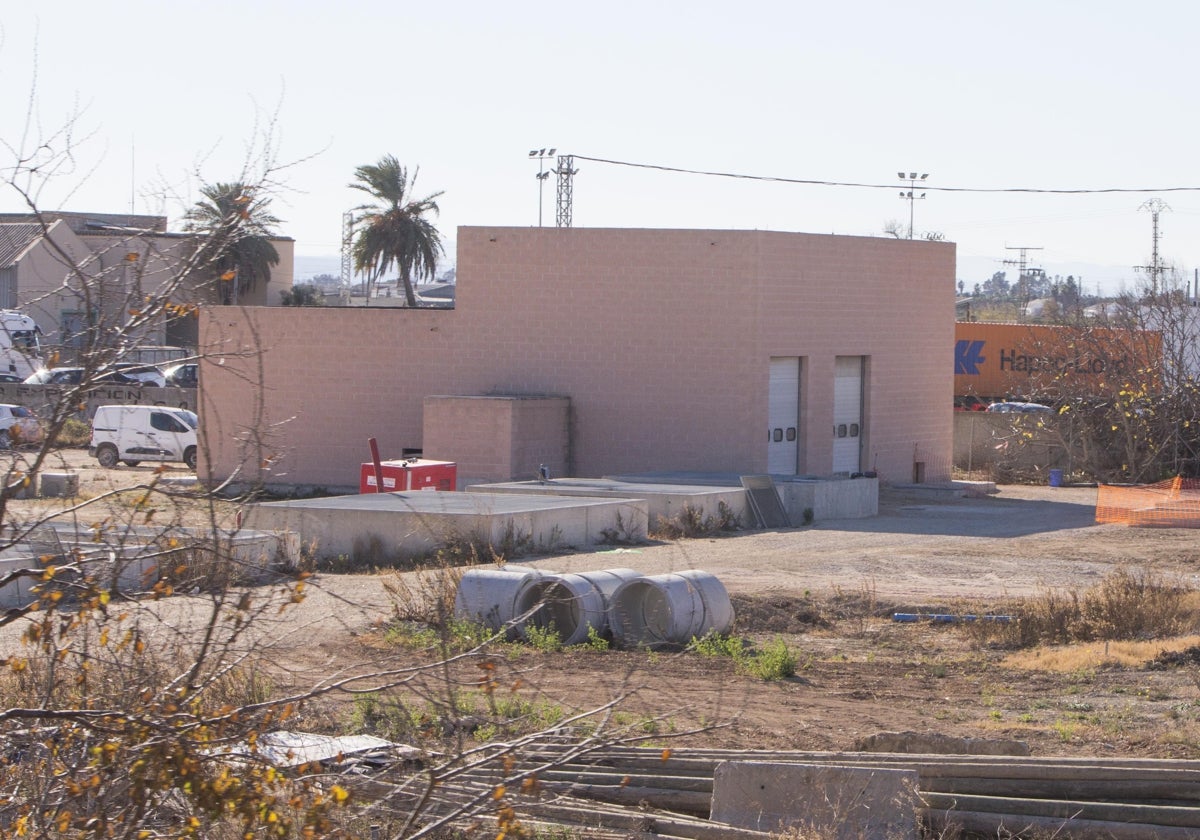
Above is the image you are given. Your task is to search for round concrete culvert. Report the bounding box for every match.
[517,568,641,646]
[608,570,734,649]
[453,566,554,636]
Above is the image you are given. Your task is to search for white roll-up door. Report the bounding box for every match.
[832,356,864,474]
[767,357,801,475]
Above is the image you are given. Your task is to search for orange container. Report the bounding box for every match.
[954,322,1160,400]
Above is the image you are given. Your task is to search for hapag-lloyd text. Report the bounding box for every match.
[999,348,1130,376]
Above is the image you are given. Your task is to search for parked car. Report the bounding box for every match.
[111,363,167,387]
[0,403,42,448]
[985,401,1054,414]
[24,367,142,386]
[89,405,198,469]
[162,362,198,388]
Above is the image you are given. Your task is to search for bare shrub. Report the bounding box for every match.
[651,502,741,539]
[965,567,1196,648]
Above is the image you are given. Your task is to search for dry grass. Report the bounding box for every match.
[1001,634,1200,672]
[962,566,1200,649]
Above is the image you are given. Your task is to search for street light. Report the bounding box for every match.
[897,171,928,240]
[529,148,557,227]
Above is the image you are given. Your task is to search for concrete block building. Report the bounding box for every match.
[0,212,294,352]
[198,226,954,490]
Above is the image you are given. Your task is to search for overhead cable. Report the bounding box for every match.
[570,155,1200,195]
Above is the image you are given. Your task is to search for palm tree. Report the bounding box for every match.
[185,182,281,305]
[349,156,444,307]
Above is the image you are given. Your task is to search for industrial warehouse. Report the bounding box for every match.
[198,226,955,493]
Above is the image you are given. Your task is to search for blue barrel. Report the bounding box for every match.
[1049,469,1063,487]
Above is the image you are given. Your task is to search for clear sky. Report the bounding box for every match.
[3,0,1199,295]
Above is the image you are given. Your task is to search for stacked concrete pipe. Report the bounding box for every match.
[453,566,734,649]
[453,565,554,637]
[608,570,734,649]
[516,567,642,645]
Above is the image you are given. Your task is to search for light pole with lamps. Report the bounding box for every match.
[530,148,557,226]
[898,171,928,240]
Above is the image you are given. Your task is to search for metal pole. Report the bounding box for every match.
[908,178,915,240]
[537,158,544,227]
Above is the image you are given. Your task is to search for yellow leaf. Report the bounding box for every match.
[331,784,350,803]
[492,785,506,800]
[220,270,236,281]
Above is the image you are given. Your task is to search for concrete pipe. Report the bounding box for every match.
[517,567,642,645]
[608,570,734,649]
[453,565,553,636]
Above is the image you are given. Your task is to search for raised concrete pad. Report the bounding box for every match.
[610,471,878,521]
[0,524,297,609]
[891,482,970,500]
[466,478,746,528]
[711,761,919,839]
[244,491,650,562]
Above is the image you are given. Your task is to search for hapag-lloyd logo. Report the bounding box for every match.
[955,340,986,375]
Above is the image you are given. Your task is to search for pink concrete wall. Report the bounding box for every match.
[200,227,954,489]
[422,395,570,485]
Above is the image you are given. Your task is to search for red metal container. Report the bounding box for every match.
[360,459,457,493]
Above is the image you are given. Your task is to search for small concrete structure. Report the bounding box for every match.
[0,525,298,609]
[466,477,748,528]
[244,491,650,563]
[775,475,878,521]
[610,472,878,522]
[38,472,79,499]
[711,761,919,839]
[38,472,79,498]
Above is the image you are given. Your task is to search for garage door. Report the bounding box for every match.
[767,357,801,475]
[832,356,863,474]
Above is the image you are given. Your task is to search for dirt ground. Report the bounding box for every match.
[10,449,1200,761]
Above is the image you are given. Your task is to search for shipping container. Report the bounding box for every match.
[954,322,1161,401]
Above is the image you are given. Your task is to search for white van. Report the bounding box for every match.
[89,405,198,470]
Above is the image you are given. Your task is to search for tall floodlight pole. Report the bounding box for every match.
[897,171,928,239]
[529,148,557,226]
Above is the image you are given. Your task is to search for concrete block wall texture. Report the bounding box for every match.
[422,395,570,487]
[200,227,954,490]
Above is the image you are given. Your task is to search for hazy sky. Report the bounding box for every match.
[3,0,1198,293]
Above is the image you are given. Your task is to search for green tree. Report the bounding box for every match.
[349,155,444,307]
[280,282,323,306]
[185,181,281,305]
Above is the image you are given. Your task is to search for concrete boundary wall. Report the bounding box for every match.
[0,384,198,419]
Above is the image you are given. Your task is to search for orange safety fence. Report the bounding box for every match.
[1096,477,1200,528]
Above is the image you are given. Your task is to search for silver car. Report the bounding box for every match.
[0,403,43,448]
[985,401,1053,414]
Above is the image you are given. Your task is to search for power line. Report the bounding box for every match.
[570,154,1200,195]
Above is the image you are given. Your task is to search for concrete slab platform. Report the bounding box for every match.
[0,525,297,609]
[244,491,650,563]
[466,478,748,528]
[610,472,878,521]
